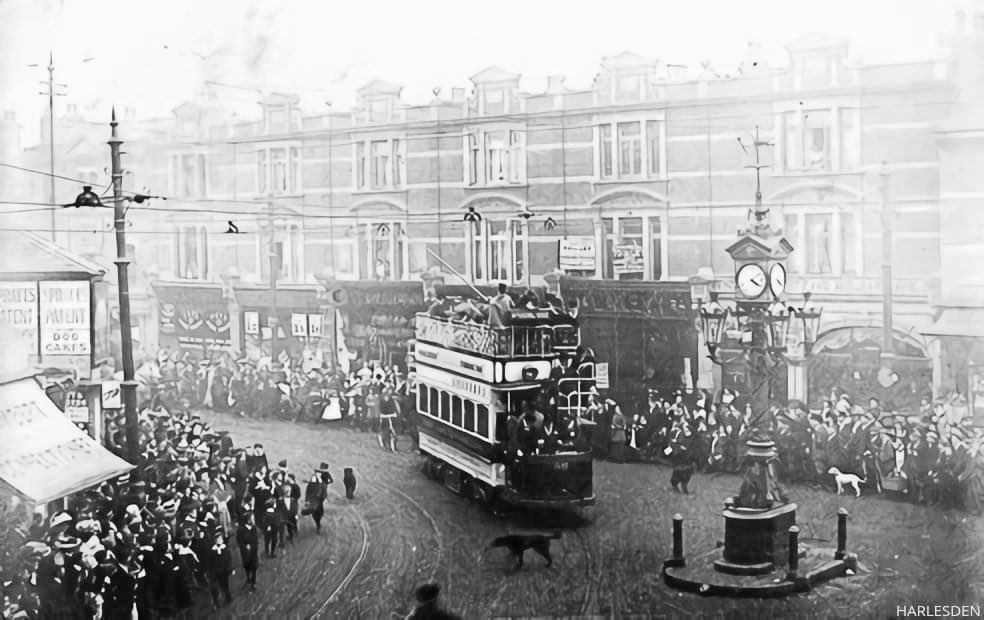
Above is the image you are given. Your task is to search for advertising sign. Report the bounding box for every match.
[559,237,596,272]
[291,313,308,337]
[243,311,260,335]
[39,281,91,356]
[611,243,644,275]
[307,314,324,338]
[64,388,90,424]
[595,362,610,390]
[0,283,39,355]
[101,381,121,410]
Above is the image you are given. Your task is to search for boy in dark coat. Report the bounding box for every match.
[236,513,260,592]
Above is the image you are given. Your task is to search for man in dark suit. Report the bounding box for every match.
[205,530,233,608]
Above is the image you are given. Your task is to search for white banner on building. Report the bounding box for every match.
[559,237,596,271]
[0,283,39,355]
[39,281,90,356]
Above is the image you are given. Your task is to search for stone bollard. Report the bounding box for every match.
[835,508,848,560]
[787,526,800,581]
[672,514,685,565]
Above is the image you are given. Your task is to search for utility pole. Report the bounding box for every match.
[36,52,68,241]
[109,108,139,463]
[47,53,55,241]
[880,166,894,356]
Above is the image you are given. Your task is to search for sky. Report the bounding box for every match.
[0,0,967,148]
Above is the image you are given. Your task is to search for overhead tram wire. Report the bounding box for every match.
[210,97,959,150]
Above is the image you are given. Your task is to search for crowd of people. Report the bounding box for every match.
[585,387,984,511]
[0,404,350,618]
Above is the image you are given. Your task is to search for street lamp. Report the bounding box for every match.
[792,292,823,356]
[697,292,729,360]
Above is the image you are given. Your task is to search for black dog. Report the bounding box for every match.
[487,532,561,569]
[670,463,695,494]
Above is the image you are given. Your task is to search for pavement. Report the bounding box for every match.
[196,411,984,619]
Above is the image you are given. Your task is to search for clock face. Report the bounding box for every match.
[769,263,787,298]
[736,264,767,298]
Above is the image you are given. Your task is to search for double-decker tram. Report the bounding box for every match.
[412,296,598,515]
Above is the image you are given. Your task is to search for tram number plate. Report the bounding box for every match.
[553,462,569,471]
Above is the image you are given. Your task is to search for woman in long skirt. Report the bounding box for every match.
[608,405,627,463]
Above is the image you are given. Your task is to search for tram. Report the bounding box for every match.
[411,296,597,514]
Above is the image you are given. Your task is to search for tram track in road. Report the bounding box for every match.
[310,505,371,619]
[309,429,448,617]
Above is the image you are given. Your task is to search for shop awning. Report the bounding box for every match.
[0,374,133,504]
[921,308,984,339]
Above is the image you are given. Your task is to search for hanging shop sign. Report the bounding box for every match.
[558,237,596,272]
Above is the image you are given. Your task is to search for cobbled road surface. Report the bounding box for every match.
[196,411,984,619]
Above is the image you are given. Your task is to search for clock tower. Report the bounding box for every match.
[726,213,793,303]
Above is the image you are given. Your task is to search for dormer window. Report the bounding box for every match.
[368,99,391,124]
[471,67,521,116]
[484,88,506,115]
[616,74,643,102]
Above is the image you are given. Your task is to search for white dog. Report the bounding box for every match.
[828,467,866,497]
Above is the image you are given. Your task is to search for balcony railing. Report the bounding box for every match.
[415,313,557,359]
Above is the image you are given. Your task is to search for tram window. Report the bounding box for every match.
[418,386,429,413]
[429,387,439,417]
[440,391,450,421]
[451,397,463,427]
[477,405,490,438]
[464,401,475,432]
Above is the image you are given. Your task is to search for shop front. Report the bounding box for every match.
[152,282,232,357]
[807,326,932,412]
[320,281,425,370]
[0,232,108,380]
[558,277,696,412]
